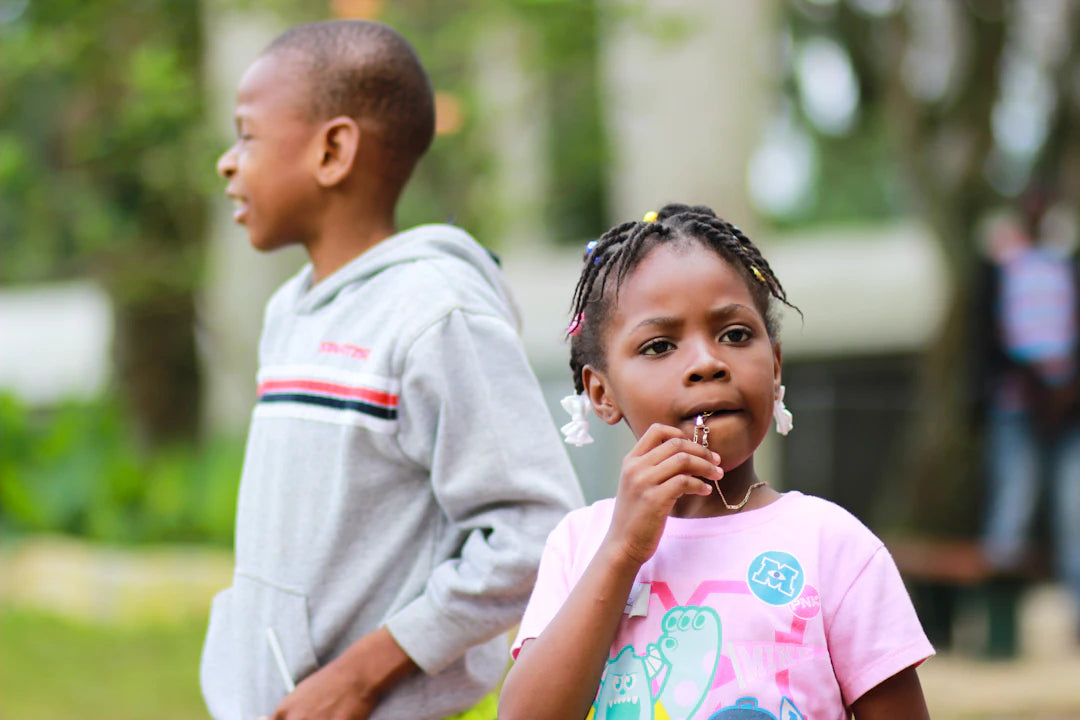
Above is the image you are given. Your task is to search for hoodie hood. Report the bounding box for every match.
[291,224,521,328]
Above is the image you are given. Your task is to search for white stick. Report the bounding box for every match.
[265,627,296,693]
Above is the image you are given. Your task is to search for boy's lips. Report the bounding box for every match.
[226,192,248,224]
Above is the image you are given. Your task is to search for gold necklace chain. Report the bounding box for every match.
[694,412,766,511]
[716,480,767,511]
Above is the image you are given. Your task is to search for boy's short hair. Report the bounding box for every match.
[266,20,435,164]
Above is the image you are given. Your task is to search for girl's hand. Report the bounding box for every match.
[605,423,721,566]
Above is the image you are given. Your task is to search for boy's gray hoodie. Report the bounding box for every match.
[200,224,583,719]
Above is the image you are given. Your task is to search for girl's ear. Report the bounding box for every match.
[582,365,623,426]
[314,116,360,187]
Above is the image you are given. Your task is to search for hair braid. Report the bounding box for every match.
[721,219,790,307]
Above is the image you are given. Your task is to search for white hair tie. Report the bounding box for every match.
[559,392,594,447]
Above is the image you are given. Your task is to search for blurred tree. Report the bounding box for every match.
[0,0,211,449]
[781,0,1080,535]
[381,0,607,246]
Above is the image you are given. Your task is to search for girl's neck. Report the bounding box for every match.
[671,457,780,519]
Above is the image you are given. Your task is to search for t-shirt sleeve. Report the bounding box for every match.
[510,512,578,659]
[826,544,935,705]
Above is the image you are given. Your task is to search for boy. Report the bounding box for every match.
[200,20,583,720]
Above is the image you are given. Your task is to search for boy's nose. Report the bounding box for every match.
[216,146,237,179]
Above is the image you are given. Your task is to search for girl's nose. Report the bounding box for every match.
[685,344,728,384]
[216,145,237,179]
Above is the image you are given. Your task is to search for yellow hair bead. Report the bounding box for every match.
[751,265,765,283]
[642,211,658,223]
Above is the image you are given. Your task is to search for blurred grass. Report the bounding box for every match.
[0,604,208,720]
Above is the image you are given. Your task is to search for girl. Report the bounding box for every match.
[499,204,933,720]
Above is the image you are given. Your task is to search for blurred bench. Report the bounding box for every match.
[886,537,1049,658]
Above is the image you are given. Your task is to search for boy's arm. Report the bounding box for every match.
[267,627,416,720]
[385,309,584,672]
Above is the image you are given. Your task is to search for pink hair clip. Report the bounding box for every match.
[567,312,585,337]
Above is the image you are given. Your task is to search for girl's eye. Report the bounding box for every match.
[641,339,675,356]
[720,327,752,344]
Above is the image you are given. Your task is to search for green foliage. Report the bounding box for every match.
[0,394,241,545]
[761,1,911,229]
[0,0,212,446]
[0,0,211,291]
[520,0,608,243]
[378,1,608,246]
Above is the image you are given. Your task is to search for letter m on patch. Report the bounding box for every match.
[750,556,800,598]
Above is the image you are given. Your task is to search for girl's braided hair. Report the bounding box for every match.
[568,203,799,394]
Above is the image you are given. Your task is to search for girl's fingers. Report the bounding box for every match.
[630,423,688,454]
[631,424,721,464]
[622,436,722,499]
[648,452,722,495]
[632,437,721,478]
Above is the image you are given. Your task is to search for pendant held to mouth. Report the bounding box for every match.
[693,410,765,511]
[693,411,711,447]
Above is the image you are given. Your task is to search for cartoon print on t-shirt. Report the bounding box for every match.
[747,551,804,606]
[707,695,806,720]
[653,606,722,719]
[590,645,653,720]
[589,605,721,720]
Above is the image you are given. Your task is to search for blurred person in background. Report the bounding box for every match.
[971,184,1080,641]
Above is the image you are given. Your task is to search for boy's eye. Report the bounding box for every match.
[641,339,675,356]
[720,327,752,343]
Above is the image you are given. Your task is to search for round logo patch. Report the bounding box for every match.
[790,584,822,619]
[747,551,805,606]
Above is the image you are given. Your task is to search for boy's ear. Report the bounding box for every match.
[582,365,623,426]
[314,116,360,187]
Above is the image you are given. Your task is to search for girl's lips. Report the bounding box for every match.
[685,408,741,423]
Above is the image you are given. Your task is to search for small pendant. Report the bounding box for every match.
[693,412,711,447]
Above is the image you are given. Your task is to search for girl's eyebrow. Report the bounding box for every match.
[708,303,755,320]
[630,315,681,334]
[630,304,753,333]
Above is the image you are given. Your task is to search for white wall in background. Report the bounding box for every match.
[0,281,112,404]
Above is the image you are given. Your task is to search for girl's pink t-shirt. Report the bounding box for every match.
[512,491,934,720]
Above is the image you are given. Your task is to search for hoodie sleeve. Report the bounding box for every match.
[384,307,584,674]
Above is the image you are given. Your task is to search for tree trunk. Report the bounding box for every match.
[111,288,201,451]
